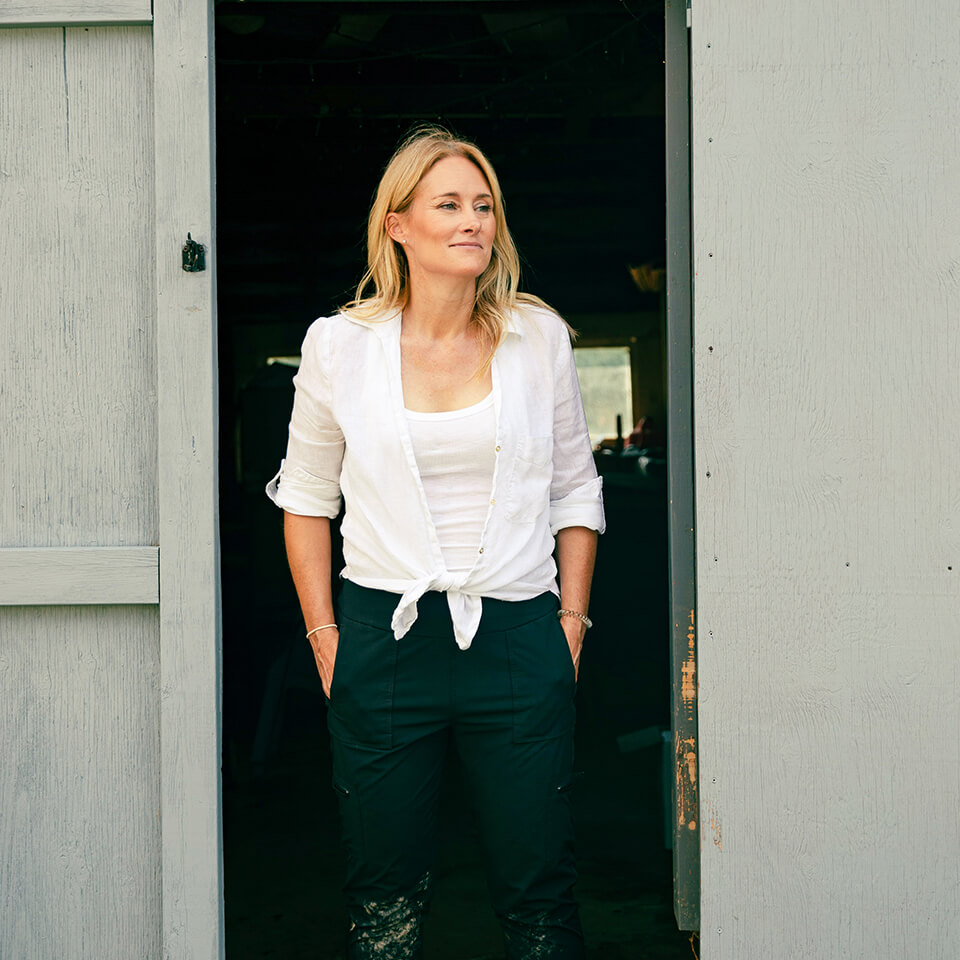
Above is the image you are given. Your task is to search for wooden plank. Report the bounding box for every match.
[0,26,158,549]
[664,0,699,933]
[0,605,161,959]
[692,1,960,957]
[153,0,224,956]
[0,1,151,26]
[0,547,159,605]
[0,22,162,960]
[0,27,161,959]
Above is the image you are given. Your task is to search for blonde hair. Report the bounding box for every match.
[343,125,556,370]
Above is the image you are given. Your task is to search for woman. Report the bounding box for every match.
[267,126,604,960]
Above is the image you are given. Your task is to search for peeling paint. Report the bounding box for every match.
[681,609,697,709]
[676,735,699,831]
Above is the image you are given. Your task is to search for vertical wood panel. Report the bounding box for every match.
[0,606,161,960]
[153,0,224,956]
[0,26,157,548]
[0,24,162,960]
[692,1,960,957]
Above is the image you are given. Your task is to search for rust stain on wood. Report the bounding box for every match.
[709,803,722,851]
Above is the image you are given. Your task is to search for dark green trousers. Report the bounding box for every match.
[329,580,584,960]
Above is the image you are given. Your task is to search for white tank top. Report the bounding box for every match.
[405,392,496,575]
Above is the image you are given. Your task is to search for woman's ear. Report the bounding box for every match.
[385,212,405,245]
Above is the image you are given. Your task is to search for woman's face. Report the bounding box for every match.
[389,155,496,283]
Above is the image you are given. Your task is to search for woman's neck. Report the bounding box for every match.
[402,278,476,341]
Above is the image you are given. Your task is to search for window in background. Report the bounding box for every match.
[573,345,634,447]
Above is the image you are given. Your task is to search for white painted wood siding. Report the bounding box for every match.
[0,25,161,959]
[0,606,161,958]
[1,26,157,549]
[0,1,152,26]
[692,2,960,957]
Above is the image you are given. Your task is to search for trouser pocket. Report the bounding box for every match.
[328,615,398,749]
[506,611,576,744]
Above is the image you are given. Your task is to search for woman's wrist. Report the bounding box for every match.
[557,608,592,630]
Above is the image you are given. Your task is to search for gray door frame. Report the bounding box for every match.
[665,0,700,932]
[213,0,697,943]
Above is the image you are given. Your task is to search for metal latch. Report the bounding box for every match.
[182,233,206,272]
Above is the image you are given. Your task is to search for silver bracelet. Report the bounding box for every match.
[557,609,592,629]
[305,623,337,639]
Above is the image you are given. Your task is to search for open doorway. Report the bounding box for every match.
[215,2,688,956]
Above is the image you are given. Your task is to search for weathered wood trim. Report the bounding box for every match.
[665,0,700,933]
[0,547,159,605]
[0,1,151,26]
[153,0,224,957]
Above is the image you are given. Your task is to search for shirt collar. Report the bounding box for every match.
[342,306,525,339]
[504,310,524,337]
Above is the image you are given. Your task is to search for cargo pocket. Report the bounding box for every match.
[506,611,576,744]
[543,768,580,873]
[331,776,367,872]
[327,615,398,749]
[504,436,553,523]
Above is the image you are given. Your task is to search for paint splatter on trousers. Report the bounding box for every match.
[329,581,585,960]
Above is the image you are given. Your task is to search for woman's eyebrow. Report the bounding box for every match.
[432,191,493,200]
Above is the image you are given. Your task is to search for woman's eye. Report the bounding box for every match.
[476,204,492,214]
[439,202,457,210]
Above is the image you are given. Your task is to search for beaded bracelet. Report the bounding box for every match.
[305,623,338,640]
[557,609,592,629]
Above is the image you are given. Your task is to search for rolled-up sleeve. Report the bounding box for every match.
[549,328,606,536]
[265,322,345,517]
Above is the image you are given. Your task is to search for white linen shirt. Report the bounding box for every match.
[266,304,605,649]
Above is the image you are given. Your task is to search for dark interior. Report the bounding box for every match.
[215,1,688,956]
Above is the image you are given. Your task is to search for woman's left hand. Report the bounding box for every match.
[559,615,587,682]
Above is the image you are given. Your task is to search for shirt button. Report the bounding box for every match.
[478,547,484,554]
[490,498,496,505]
[495,444,501,452]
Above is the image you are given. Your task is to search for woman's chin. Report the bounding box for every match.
[421,263,491,282]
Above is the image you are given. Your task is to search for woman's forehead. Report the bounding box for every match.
[417,155,491,196]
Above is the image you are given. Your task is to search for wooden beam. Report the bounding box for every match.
[0,547,159,605]
[0,1,151,26]
[154,0,224,955]
[215,1,615,9]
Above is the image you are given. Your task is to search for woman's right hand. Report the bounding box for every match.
[308,627,340,699]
